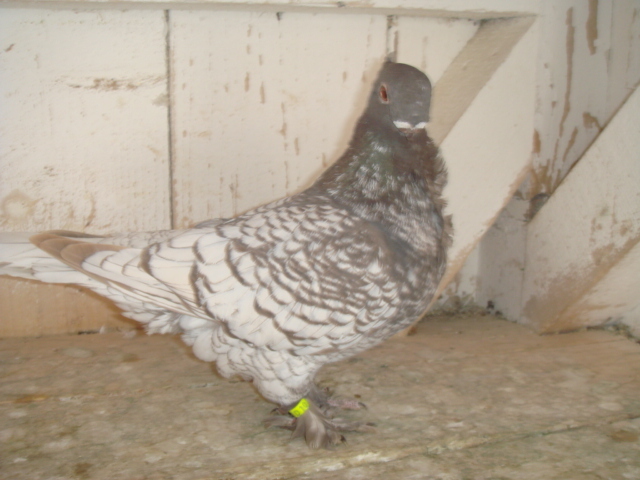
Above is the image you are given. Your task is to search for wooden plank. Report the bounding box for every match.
[476,197,529,319]
[428,16,535,145]
[0,9,169,336]
[0,278,133,337]
[529,0,615,196]
[0,9,170,233]
[465,1,640,327]
[395,16,479,85]
[522,84,640,333]
[169,10,388,226]
[426,17,537,304]
[0,0,542,18]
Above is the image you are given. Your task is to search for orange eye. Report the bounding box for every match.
[379,84,389,103]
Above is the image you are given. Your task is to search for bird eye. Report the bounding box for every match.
[379,84,389,103]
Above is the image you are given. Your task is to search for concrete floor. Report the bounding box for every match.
[1,314,639,480]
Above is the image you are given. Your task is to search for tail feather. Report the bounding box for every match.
[0,232,74,282]
[0,229,189,283]
[31,232,124,284]
[0,230,201,331]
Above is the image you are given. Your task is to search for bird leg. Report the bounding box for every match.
[264,387,375,448]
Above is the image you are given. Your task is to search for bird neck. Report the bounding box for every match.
[310,117,444,250]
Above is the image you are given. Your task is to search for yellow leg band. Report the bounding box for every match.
[289,398,310,418]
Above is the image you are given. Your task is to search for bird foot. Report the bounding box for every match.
[264,398,376,448]
[270,390,366,415]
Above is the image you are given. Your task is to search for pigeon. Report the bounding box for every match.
[0,61,452,448]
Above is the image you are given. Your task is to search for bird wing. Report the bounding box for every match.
[25,223,229,322]
[27,197,402,358]
[30,232,204,326]
[145,197,403,356]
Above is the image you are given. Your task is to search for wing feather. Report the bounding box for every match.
[191,196,402,357]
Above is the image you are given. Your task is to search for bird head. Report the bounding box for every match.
[369,62,432,138]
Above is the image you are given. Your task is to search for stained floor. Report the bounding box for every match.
[1,314,639,480]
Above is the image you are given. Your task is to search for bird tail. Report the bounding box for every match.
[1,230,217,341]
[0,231,104,285]
[0,232,38,280]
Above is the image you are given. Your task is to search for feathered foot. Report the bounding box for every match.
[264,397,376,449]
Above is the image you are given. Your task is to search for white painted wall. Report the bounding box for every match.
[446,0,640,337]
[522,85,640,333]
[168,11,480,226]
[0,9,173,336]
[1,0,637,337]
[0,3,506,336]
[0,10,171,233]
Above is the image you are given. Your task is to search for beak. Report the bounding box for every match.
[393,120,427,138]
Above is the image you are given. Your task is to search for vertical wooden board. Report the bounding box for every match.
[530,0,614,196]
[436,20,537,290]
[607,0,640,119]
[0,9,170,234]
[522,84,640,333]
[0,9,169,336]
[476,196,529,319]
[395,16,480,84]
[169,10,387,227]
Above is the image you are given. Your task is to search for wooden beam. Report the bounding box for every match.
[522,84,640,333]
[0,0,541,18]
[424,16,537,309]
[429,16,535,145]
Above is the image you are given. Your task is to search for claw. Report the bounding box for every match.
[265,398,376,448]
[290,402,346,448]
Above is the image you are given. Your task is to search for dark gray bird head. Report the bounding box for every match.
[367,62,432,137]
[312,60,440,211]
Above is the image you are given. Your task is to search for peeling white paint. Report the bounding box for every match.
[529,0,640,197]
[436,18,537,294]
[1,1,637,337]
[522,82,640,332]
[0,9,170,233]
